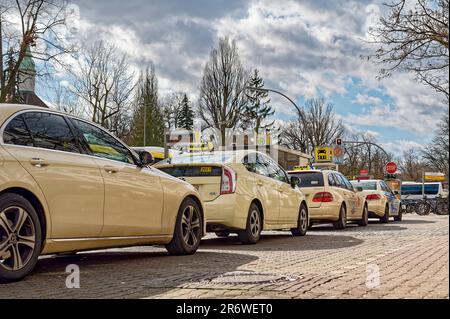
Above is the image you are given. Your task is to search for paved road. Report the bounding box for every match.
[0,215,448,299]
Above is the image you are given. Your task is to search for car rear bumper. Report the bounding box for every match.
[368,201,385,218]
[309,203,341,222]
[203,194,248,231]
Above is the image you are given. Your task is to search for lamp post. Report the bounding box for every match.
[246,86,302,115]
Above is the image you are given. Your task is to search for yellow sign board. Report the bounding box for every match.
[293,165,312,171]
[425,173,446,181]
[315,147,333,163]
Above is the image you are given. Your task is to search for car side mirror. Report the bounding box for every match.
[355,187,364,192]
[138,151,154,166]
[291,176,300,188]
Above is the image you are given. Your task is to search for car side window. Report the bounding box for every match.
[3,114,33,147]
[243,154,269,176]
[342,176,355,191]
[71,118,135,165]
[22,112,80,153]
[328,173,337,187]
[336,174,349,190]
[260,155,289,183]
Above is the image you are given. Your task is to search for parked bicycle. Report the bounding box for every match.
[421,196,449,215]
[401,195,449,216]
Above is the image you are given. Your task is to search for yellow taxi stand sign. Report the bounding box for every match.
[314,146,333,163]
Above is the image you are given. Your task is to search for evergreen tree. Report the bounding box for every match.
[130,66,165,147]
[243,69,275,134]
[178,94,195,131]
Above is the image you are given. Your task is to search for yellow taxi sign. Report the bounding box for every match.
[293,165,312,171]
[315,146,333,163]
[200,167,213,174]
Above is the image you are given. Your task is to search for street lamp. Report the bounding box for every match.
[245,86,302,115]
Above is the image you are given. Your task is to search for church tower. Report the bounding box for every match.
[18,46,36,94]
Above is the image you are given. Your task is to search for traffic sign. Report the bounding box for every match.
[315,146,333,162]
[333,147,343,157]
[385,162,398,174]
[360,169,369,176]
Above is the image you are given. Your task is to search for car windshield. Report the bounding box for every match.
[160,153,233,165]
[289,172,324,188]
[351,181,377,191]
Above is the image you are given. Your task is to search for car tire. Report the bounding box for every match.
[333,205,347,230]
[358,204,369,227]
[380,205,390,224]
[238,203,262,245]
[394,209,403,222]
[215,231,230,238]
[166,198,203,256]
[292,203,308,237]
[0,193,42,283]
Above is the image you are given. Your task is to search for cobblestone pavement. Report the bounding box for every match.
[0,215,448,299]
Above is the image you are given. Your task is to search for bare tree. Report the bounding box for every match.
[280,98,345,155]
[162,92,186,129]
[399,148,430,181]
[45,79,80,115]
[423,114,449,177]
[369,0,449,101]
[0,0,74,102]
[71,41,135,135]
[199,37,249,147]
[339,133,394,179]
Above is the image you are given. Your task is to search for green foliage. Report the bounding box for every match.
[178,94,195,131]
[130,67,165,147]
[243,69,275,133]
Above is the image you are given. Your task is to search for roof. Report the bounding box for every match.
[275,145,312,159]
[21,92,48,108]
[0,104,42,123]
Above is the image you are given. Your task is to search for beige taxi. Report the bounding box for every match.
[350,180,402,223]
[287,170,368,229]
[0,104,205,282]
[155,151,309,244]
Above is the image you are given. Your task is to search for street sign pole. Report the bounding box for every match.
[422,171,425,199]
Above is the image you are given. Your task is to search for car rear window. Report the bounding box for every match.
[351,181,377,190]
[158,166,222,177]
[289,172,325,188]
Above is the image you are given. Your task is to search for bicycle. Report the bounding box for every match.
[421,196,449,215]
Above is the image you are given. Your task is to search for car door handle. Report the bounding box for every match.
[30,158,48,168]
[104,166,119,174]
[257,181,264,187]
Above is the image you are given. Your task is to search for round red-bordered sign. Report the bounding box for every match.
[385,162,398,174]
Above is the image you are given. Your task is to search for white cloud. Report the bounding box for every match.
[381,140,425,157]
[40,0,447,146]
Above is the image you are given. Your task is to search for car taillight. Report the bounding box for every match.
[312,192,334,202]
[366,194,382,201]
[221,166,236,195]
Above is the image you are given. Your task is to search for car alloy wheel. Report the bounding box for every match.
[249,209,261,238]
[181,205,202,248]
[0,206,36,271]
[299,207,308,233]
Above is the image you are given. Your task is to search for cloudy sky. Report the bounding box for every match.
[57,0,446,156]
